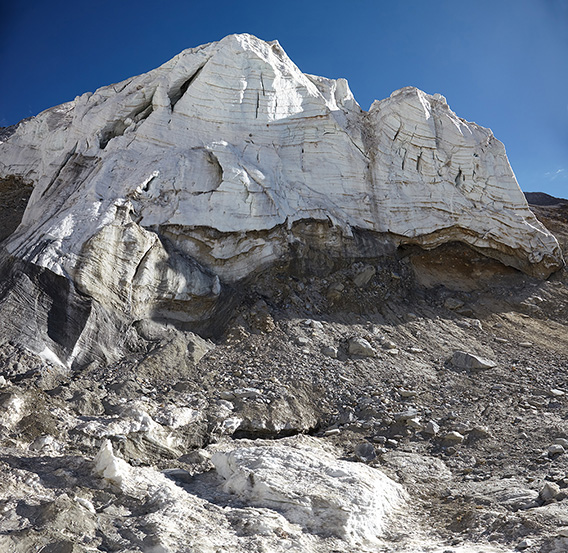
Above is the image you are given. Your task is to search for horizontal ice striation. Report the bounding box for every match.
[0,34,563,360]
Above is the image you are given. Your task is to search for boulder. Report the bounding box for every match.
[451,351,497,370]
[348,337,376,357]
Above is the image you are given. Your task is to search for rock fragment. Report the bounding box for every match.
[348,337,376,357]
[233,388,263,399]
[451,351,496,370]
[444,297,464,310]
[443,431,465,444]
[394,409,420,423]
[354,442,377,462]
[324,428,340,436]
[352,265,376,287]
[540,482,561,502]
[496,488,540,511]
[424,420,440,436]
[453,422,473,434]
[470,425,491,439]
[549,444,566,456]
[321,345,338,359]
[406,418,423,430]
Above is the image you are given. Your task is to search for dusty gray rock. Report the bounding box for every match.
[424,420,440,436]
[382,451,452,486]
[443,431,465,444]
[394,409,421,422]
[444,297,464,310]
[348,337,376,357]
[354,442,377,462]
[451,351,497,370]
[540,482,561,502]
[322,346,338,359]
[549,444,566,456]
[352,265,376,287]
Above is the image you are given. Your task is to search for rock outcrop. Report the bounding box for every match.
[0,33,563,367]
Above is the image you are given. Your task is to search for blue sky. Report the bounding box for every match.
[1,0,567,197]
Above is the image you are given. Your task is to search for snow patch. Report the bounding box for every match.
[38,346,67,368]
[212,441,407,545]
[93,440,131,487]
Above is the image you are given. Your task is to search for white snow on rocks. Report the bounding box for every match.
[93,439,242,552]
[93,439,132,487]
[88,436,516,553]
[211,439,406,545]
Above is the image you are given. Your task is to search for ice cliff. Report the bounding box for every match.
[0,33,563,366]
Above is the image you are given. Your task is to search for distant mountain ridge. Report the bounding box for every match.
[524,191,568,205]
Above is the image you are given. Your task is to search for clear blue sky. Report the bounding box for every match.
[1,0,567,197]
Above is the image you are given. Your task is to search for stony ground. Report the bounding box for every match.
[0,202,567,552]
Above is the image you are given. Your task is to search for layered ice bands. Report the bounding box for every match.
[0,33,563,284]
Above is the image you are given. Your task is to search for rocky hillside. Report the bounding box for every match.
[526,194,568,258]
[0,34,567,553]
